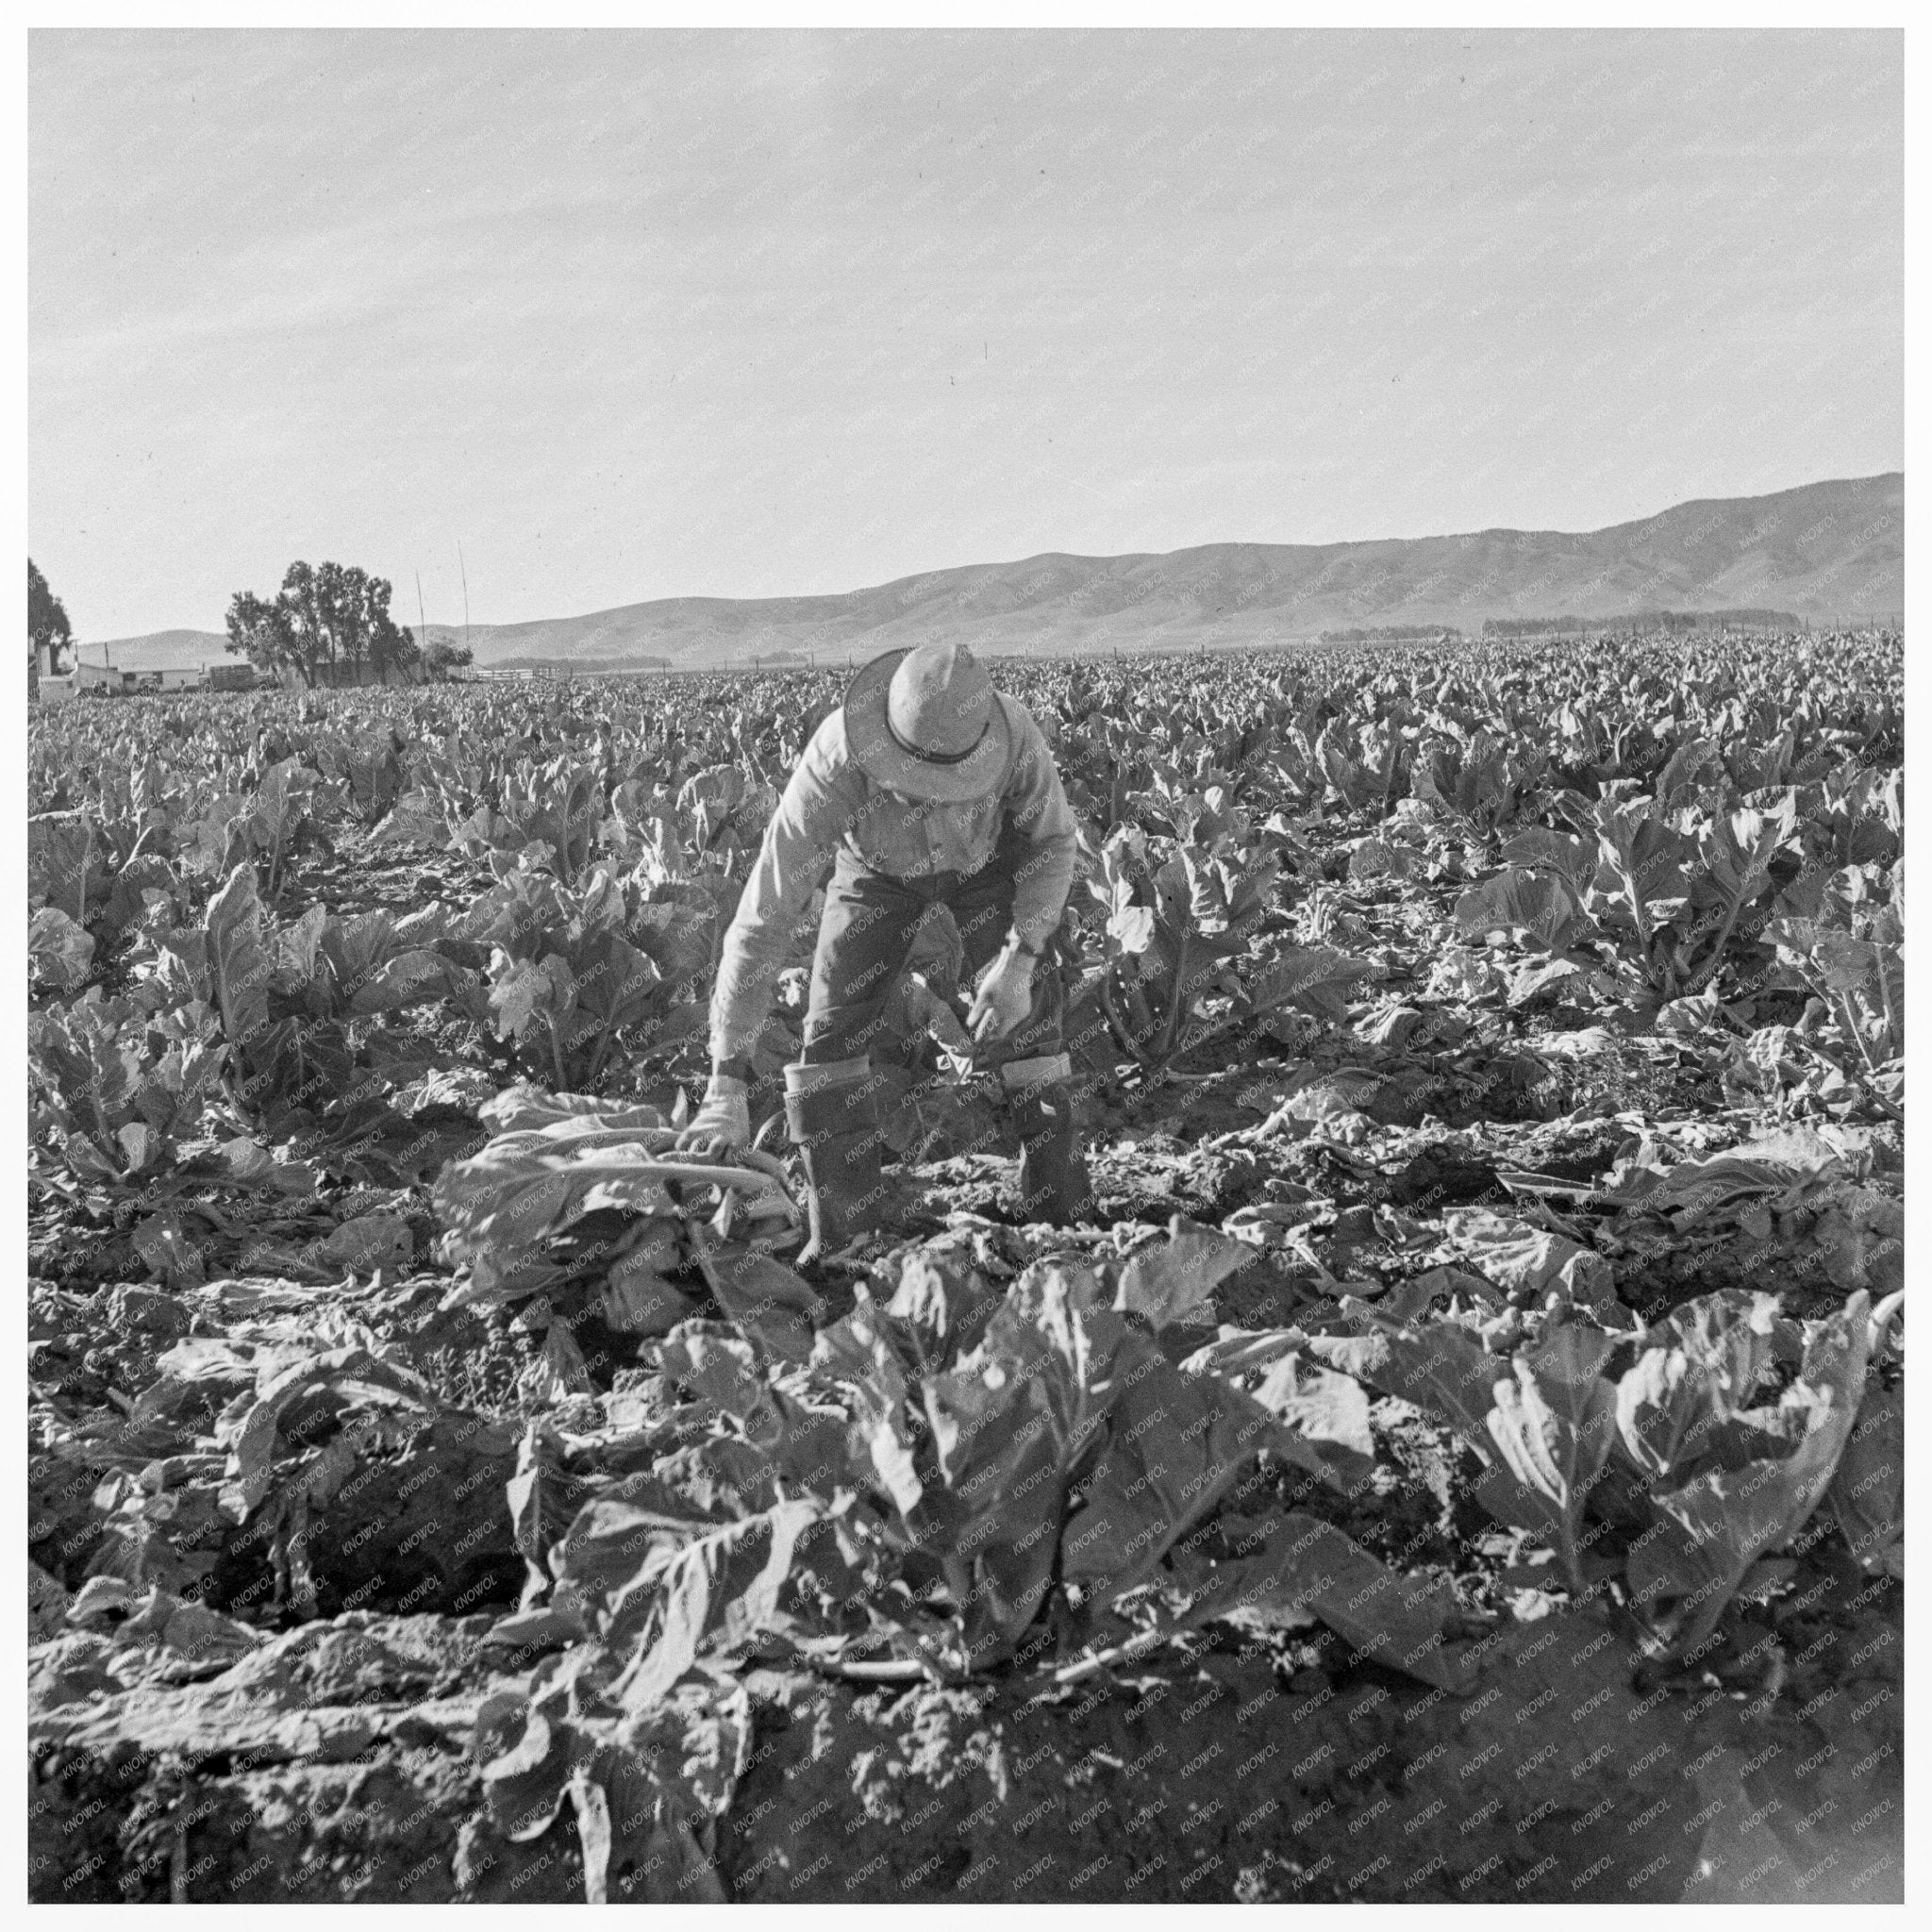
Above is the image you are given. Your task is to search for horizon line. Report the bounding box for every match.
[77,467,1902,647]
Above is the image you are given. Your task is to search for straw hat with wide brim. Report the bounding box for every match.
[842,642,1012,802]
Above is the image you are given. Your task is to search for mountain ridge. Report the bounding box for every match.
[83,472,1902,672]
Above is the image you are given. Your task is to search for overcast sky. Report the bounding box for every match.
[30,28,1902,640]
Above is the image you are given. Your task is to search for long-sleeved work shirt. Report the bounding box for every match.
[708,694,1079,1062]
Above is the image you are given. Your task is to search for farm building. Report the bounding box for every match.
[31,647,211,700]
[75,662,134,694]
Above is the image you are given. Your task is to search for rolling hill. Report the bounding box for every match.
[87,472,1901,674]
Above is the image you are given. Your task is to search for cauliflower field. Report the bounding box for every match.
[27,630,1903,1903]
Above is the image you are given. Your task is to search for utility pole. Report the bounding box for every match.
[416,570,430,664]
[458,541,472,658]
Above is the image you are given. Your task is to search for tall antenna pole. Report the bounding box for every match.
[416,569,429,661]
[457,541,472,658]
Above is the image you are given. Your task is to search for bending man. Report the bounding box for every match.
[677,641,1092,1259]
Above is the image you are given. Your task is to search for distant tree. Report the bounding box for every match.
[225,588,302,685]
[425,639,475,681]
[1321,625,1463,644]
[29,558,73,675]
[225,560,421,687]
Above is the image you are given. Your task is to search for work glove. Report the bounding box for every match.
[967,939,1037,1043]
[675,1074,750,1158]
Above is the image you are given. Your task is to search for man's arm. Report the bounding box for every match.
[999,699,1080,953]
[708,715,864,1068]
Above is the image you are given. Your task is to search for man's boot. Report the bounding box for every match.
[785,1058,891,1265]
[999,1053,1093,1225]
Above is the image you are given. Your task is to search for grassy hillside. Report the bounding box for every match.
[64,629,232,675]
[90,472,1901,672]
